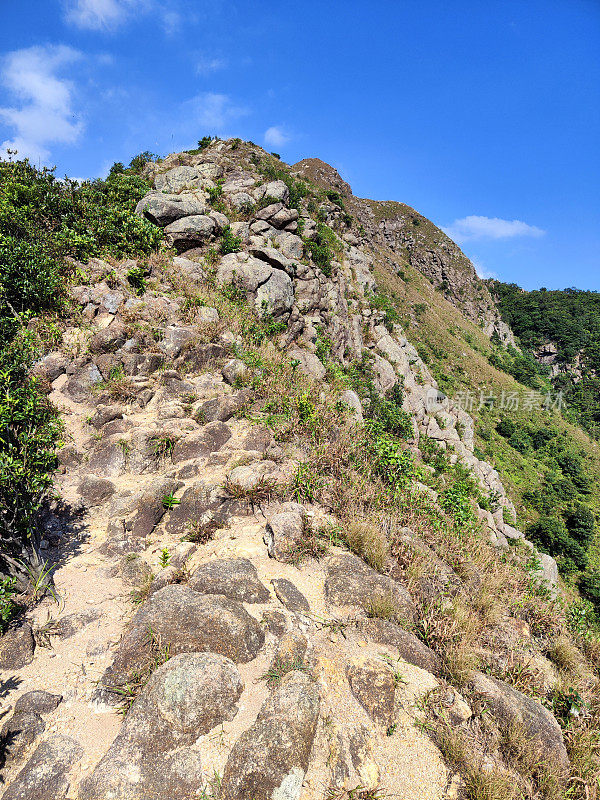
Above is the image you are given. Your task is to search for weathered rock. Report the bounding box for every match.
[118,553,153,588]
[340,389,363,421]
[54,609,101,639]
[154,163,223,193]
[288,348,326,380]
[63,362,103,402]
[324,553,415,623]
[171,421,231,462]
[272,578,310,613]
[358,618,442,674]
[272,630,308,670]
[0,711,46,765]
[469,672,569,771]
[135,191,207,225]
[346,656,396,726]
[196,389,253,422]
[89,404,123,429]
[88,321,128,354]
[163,480,228,534]
[220,671,320,800]
[97,585,264,700]
[254,180,290,204]
[2,735,82,800]
[77,475,115,506]
[264,503,307,561]
[81,654,242,800]
[0,624,35,670]
[31,352,68,382]
[189,558,270,603]
[249,246,296,276]
[164,214,216,252]
[13,691,62,716]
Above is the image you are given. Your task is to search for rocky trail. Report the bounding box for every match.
[0,140,575,800]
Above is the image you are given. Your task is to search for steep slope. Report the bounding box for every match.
[0,140,599,800]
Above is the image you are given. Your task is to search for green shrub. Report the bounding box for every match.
[220,225,242,255]
[579,570,600,611]
[0,576,18,632]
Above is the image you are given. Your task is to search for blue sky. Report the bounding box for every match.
[1,0,599,290]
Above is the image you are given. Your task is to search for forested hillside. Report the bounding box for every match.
[491,282,600,440]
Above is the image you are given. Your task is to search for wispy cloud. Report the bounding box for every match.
[184,92,248,130]
[64,0,136,29]
[0,45,83,162]
[162,10,181,35]
[471,258,497,280]
[443,215,545,244]
[195,55,227,75]
[264,125,290,148]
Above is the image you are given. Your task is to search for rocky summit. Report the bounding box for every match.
[0,138,599,800]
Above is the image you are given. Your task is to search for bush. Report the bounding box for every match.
[579,570,600,611]
[527,515,588,572]
[0,576,18,632]
[220,225,242,255]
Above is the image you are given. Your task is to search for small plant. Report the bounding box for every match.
[326,787,387,800]
[126,265,149,295]
[162,493,180,510]
[151,434,177,460]
[223,475,278,504]
[365,593,400,623]
[183,518,219,544]
[0,576,18,633]
[261,656,307,687]
[158,548,171,569]
[207,180,223,205]
[109,627,171,713]
[219,225,242,255]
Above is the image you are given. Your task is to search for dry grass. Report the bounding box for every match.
[545,634,584,675]
[223,475,279,504]
[365,593,408,626]
[342,519,390,572]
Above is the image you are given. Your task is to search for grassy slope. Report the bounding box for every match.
[368,244,600,568]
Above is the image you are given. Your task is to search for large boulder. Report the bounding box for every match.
[135,191,207,225]
[346,656,396,726]
[469,672,569,771]
[0,624,35,670]
[154,164,223,193]
[220,671,320,800]
[163,214,216,252]
[324,553,415,623]
[97,585,264,701]
[1,735,82,800]
[189,558,270,603]
[80,653,242,800]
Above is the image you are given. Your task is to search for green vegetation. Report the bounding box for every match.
[257,156,309,210]
[0,155,161,588]
[492,281,600,439]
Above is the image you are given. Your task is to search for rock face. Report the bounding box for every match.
[97,585,264,700]
[2,735,82,800]
[324,553,415,622]
[189,557,270,603]
[220,671,320,800]
[81,654,243,800]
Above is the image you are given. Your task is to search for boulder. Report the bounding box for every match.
[77,475,115,506]
[220,671,320,800]
[0,624,35,670]
[97,585,264,700]
[81,654,242,800]
[189,558,270,603]
[154,164,222,193]
[324,553,415,623]
[171,420,232,462]
[358,618,442,674]
[135,191,207,225]
[13,691,62,716]
[264,503,306,561]
[288,348,326,380]
[163,214,216,252]
[1,735,82,800]
[249,246,296,276]
[346,656,396,726]
[469,672,569,771]
[272,578,310,613]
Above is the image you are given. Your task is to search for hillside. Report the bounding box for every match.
[0,140,599,800]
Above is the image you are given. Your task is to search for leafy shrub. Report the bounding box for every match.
[304,223,340,276]
[258,158,308,210]
[527,515,588,573]
[579,570,600,611]
[366,425,414,492]
[220,225,242,255]
[0,576,18,632]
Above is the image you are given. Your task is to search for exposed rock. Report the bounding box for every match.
[13,691,62,716]
[97,585,264,700]
[81,654,242,800]
[272,578,310,613]
[469,672,569,771]
[189,558,270,603]
[0,624,35,670]
[340,389,363,421]
[358,618,442,674]
[0,711,46,765]
[325,553,415,623]
[346,656,396,726]
[264,503,307,561]
[288,348,326,380]
[171,420,231,462]
[54,609,101,639]
[220,671,320,800]
[135,190,207,225]
[77,475,115,506]
[154,163,223,193]
[2,735,82,800]
[164,214,216,252]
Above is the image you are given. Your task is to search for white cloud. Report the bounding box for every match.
[162,10,181,35]
[195,56,227,76]
[264,125,290,148]
[65,0,131,29]
[471,259,497,280]
[184,92,248,130]
[443,215,545,244]
[0,45,83,162]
